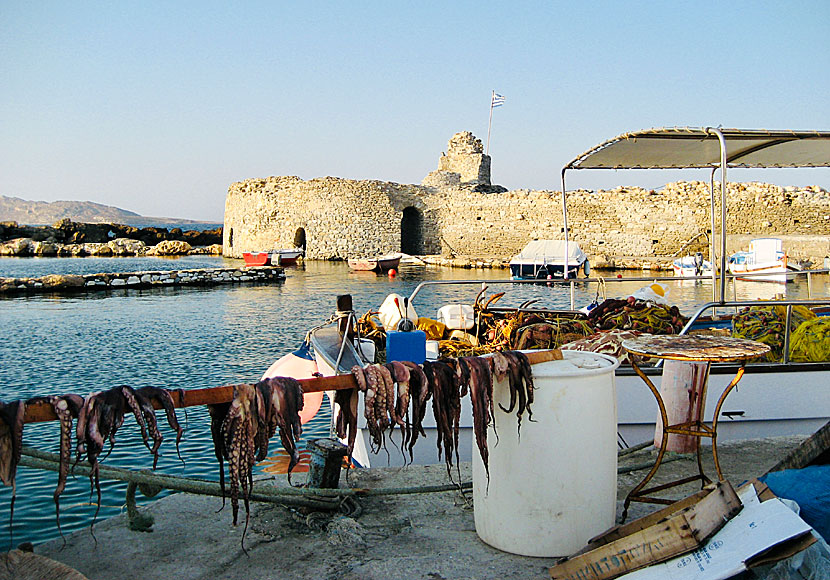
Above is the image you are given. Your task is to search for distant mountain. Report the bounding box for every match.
[0,195,214,226]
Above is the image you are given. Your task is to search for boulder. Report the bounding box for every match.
[149,240,192,255]
[31,241,58,256]
[189,244,223,255]
[39,274,85,289]
[107,238,146,256]
[0,238,33,256]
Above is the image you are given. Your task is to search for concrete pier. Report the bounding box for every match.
[0,266,284,294]
[32,435,813,580]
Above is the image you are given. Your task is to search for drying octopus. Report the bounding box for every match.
[208,376,304,540]
[72,386,183,531]
[339,351,536,483]
[0,386,183,543]
[0,399,27,536]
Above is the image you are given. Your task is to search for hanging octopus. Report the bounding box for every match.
[208,377,304,546]
[0,399,26,541]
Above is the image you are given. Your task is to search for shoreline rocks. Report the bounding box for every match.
[0,236,222,257]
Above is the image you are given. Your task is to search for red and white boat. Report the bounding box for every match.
[242,248,304,267]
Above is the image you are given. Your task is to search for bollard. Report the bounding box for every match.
[306,438,349,489]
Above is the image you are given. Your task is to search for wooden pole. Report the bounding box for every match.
[20,349,564,424]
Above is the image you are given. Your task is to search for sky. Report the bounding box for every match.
[2,1,829,222]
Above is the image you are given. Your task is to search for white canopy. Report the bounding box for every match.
[563,127,830,170]
[510,240,587,264]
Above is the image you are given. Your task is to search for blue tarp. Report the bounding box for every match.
[760,464,830,541]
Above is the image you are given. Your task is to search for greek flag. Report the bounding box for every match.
[491,93,505,108]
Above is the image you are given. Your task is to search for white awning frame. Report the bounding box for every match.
[559,127,830,302]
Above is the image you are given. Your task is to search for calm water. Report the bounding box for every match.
[1,256,827,545]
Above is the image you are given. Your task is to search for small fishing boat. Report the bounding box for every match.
[242,251,270,266]
[242,247,303,267]
[509,239,589,279]
[672,252,714,277]
[728,238,799,283]
[271,248,304,266]
[347,253,402,272]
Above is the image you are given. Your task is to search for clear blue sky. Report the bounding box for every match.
[2,1,829,221]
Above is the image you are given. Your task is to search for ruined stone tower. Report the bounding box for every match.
[422,131,492,187]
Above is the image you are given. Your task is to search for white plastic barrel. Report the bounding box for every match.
[472,350,620,557]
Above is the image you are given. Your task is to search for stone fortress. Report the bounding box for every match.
[223,132,830,267]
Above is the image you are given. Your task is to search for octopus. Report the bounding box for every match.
[207,377,304,548]
[459,356,495,482]
[46,394,84,541]
[73,386,181,529]
[0,399,26,538]
[425,359,463,478]
[493,351,535,435]
[401,361,430,462]
[135,386,185,467]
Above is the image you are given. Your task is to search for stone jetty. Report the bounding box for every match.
[0,266,284,295]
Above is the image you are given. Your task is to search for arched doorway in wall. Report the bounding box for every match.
[293,228,307,251]
[400,207,423,255]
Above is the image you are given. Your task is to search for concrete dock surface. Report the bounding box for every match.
[31,435,809,580]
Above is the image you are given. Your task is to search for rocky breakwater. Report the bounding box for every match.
[0,219,223,257]
[0,266,284,295]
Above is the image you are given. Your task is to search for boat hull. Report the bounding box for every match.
[672,255,713,278]
[348,254,402,272]
[242,252,270,266]
[509,261,585,280]
[242,249,303,267]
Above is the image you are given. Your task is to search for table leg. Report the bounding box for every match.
[622,359,670,522]
[710,362,747,479]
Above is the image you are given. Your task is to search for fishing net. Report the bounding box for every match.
[731,305,815,362]
[789,317,830,362]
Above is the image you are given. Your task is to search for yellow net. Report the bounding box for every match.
[789,317,830,362]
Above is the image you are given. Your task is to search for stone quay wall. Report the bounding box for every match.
[0,266,284,295]
[223,132,830,267]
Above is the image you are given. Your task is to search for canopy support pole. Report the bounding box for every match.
[708,127,729,304]
[710,168,718,304]
[561,168,569,283]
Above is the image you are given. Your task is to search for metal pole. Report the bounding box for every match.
[486,91,494,155]
[709,127,729,304]
[561,168,570,280]
[710,168,718,303]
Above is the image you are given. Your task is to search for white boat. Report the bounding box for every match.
[672,253,713,277]
[728,238,800,283]
[509,239,589,279]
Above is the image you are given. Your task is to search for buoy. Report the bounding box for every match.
[388,268,397,278]
[261,341,323,424]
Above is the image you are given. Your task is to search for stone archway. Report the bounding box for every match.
[293,228,307,251]
[401,207,423,255]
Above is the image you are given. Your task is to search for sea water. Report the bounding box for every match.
[0,256,826,545]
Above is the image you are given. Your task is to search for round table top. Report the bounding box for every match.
[621,334,771,362]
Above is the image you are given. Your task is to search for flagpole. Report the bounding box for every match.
[486,90,494,155]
